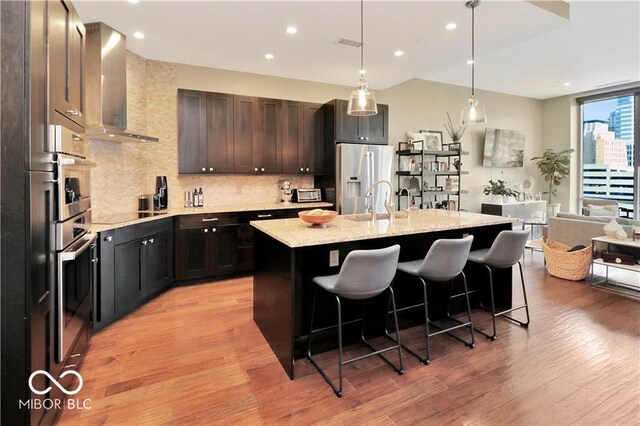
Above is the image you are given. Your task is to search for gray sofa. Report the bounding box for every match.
[546,213,637,255]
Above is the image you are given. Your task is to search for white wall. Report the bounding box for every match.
[378,79,544,212]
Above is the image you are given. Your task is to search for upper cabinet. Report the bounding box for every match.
[328,99,388,145]
[178,90,328,175]
[49,0,85,129]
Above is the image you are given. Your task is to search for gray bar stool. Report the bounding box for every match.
[467,229,530,340]
[307,245,404,398]
[389,235,475,365]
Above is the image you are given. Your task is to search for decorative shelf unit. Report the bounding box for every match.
[395,146,469,210]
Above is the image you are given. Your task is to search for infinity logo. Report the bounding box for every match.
[28,370,83,396]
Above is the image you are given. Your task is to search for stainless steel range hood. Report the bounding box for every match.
[85,22,159,143]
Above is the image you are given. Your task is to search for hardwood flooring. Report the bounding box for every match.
[56,253,640,425]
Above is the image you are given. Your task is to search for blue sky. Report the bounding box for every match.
[583,98,618,121]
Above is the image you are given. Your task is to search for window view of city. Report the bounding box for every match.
[582,96,636,217]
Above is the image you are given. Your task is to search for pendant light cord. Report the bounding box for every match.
[471,3,475,96]
[360,0,364,72]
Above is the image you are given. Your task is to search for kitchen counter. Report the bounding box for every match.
[250,209,515,248]
[252,209,516,379]
[92,201,333,232]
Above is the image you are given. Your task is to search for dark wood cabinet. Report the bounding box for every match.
[207,92,234,173]
[281,100,304,173]
[114,239,145,317]
[178,89,207,173]
[178,91,327,175]
[233,95,257,174]
[303,103,325,174]
[175,213,240,281]
[328,99,388,144]
[254,97,281,174]
[96,220,173,330]
[49,0,85,129]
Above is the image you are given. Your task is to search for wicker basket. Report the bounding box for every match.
[542,239,592,281]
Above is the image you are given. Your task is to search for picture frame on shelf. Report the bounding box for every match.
[424,131,443,151]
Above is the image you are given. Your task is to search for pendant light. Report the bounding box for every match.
[347,0,377,116]
[461,0,487,125]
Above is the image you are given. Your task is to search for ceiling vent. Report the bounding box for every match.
[336,38,362,48]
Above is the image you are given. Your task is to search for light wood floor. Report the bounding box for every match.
[57,253,640,425]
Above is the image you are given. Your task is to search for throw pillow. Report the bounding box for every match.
[567,245,587,252]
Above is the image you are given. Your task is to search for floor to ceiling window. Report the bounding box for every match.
[580,90,639,218]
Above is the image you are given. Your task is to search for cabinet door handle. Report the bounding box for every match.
[202,218,218,222]
[142,240,148,245]
[257,214,272,218]
[254,168,259,172]
[69,353,81,358]
[104,236,112,242]
[261,168,265,172]
[209,168,213,172]
[91,257,99,263]
[211,228,217,233]
[201,167,206,172]
[47,179,59,184]
[300,168,304,172]
[365,137,370,141]
[149,238,154,244]
[204,228,208,233]
[306,168,310,172]
[65,109,82,117]
[64,364,77,369]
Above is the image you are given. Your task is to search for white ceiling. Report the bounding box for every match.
[75,1,640,100]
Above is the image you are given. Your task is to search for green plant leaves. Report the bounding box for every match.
[531,148,574,203]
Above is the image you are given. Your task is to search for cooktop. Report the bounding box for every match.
[93,211,168,225]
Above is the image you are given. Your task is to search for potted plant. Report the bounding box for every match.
[531,148,574,218]
[483,179,519,203]
[443,112,467,148]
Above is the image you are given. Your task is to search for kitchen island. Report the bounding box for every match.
[251,209,516,379]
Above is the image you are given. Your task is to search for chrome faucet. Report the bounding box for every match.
[364,180,395,224]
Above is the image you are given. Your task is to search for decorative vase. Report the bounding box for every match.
[615,228,627,240]
[603,218,622,238]
[546,203,561,218]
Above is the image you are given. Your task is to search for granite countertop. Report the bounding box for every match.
[250,209,516,248]
[92,201,334,232]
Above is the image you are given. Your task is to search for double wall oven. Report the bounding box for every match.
[50,125,96,363]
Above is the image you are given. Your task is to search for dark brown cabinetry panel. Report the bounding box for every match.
[281,100,304,173]
[178,91,328,175]
[114,239,145,316]
[254,97,281,173]
[233,96,257,174]
[207,92,234,173]
[49,0,85,129]
[145,231,173,294]
[178,89,207,173]
[303,103,325,174]
[329,99,388,145]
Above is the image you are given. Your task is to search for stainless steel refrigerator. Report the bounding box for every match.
[336,144,394,215]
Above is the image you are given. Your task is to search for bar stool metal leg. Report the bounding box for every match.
[497,261,530,328]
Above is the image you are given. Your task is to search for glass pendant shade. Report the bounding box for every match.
[347,78,377,116]
[460,95,487,125]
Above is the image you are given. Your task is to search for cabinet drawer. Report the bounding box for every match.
[178,213,238,229]
[113,218,173,244]
[239,210,289,223]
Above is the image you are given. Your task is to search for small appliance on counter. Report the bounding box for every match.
[279,180,292,204]
[155,176,168,210]
[292,188,322,203]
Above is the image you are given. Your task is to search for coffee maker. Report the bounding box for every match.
[155,176,168,210]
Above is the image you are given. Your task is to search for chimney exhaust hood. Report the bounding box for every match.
[85,22,159,143]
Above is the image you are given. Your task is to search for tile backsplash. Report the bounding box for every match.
[90,52,313,217]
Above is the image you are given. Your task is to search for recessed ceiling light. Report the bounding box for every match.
[359,69,367,75]
[445,23,457,30]
[286,26,297,35]
[265,53,274,60]
[563,82,571,87]
[394,50,404,57]
[133,32,145,39]
[128,0,140,3]
[466,59,474,65]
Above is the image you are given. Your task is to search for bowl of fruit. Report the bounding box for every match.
[298,209,338,227]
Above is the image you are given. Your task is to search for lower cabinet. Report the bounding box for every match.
[95,219,173,330]
[175,213,239,281]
